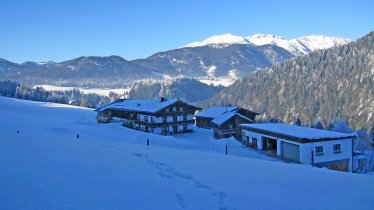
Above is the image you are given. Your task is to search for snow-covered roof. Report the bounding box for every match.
[195,106,238,118]
[212,112,254,126]
[96,98,200,114]
[241,123,355,141]
[211,111,237,126]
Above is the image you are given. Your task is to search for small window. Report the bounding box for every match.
[169,107,173,112]
[173,107,176,112]
[252,138,257,145]
[333,144,341,153]
[180,107,184,111]
[144,116,148,122]
[315,146,324,155]
[229,124,233,129]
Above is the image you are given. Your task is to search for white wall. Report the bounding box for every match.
[137,114,160,123]
[300,139,352,166]
[153,127,161,135]
[153,117,162,123]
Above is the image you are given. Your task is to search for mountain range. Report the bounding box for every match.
[0,33,349,87]
[183,33,350,56]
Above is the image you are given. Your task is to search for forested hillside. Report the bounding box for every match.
[128,78,222,103]
[207,32,374,130]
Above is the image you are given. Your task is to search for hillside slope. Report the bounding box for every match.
[206,32,374,130]
[1,96,374,209]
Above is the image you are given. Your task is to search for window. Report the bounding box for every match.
[245,136,250,146]
[315,146,324,155]
[173,107,176,112]
[144,116,148,122]
[228,124,233,129]
[333,144,341,153]
[180,107,184,111]
[252,138,257,146]
[169,107,173,112]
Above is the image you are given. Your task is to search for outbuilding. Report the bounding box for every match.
[195,106,258,139]
[241,123,356,172]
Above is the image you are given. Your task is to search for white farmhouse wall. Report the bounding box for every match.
[153,128,161,135]
[154,117,162,123]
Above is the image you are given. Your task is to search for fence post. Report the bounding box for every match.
[77,134,79,139]
[226,145,228,155]
[147,139,149,146]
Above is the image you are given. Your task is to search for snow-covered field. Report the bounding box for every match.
[34,85,129,96]
[1,96,374,209]
[199,77,237,87]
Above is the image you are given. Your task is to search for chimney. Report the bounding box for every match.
[160,97,165,102]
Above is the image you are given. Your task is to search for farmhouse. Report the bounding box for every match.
[95,98,201,135]
[195,106,258,139]
[241,123,356,172]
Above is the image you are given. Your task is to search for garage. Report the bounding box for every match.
[281,141,300,162]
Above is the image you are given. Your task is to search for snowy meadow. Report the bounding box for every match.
[1,96,373,210]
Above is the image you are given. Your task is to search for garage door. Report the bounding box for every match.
[282,142,300,162]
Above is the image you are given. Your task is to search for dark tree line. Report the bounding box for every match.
[0,80,119,108]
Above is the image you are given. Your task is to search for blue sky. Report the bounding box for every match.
[1,0,373,63]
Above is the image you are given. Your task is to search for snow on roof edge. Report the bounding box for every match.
[240,123,355,141]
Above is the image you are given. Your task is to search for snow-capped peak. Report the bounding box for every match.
[245,34,309,55]
[293,35,350,51]
[246,34,286,45]
[182,33,350,56]
[183,33,252,48]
